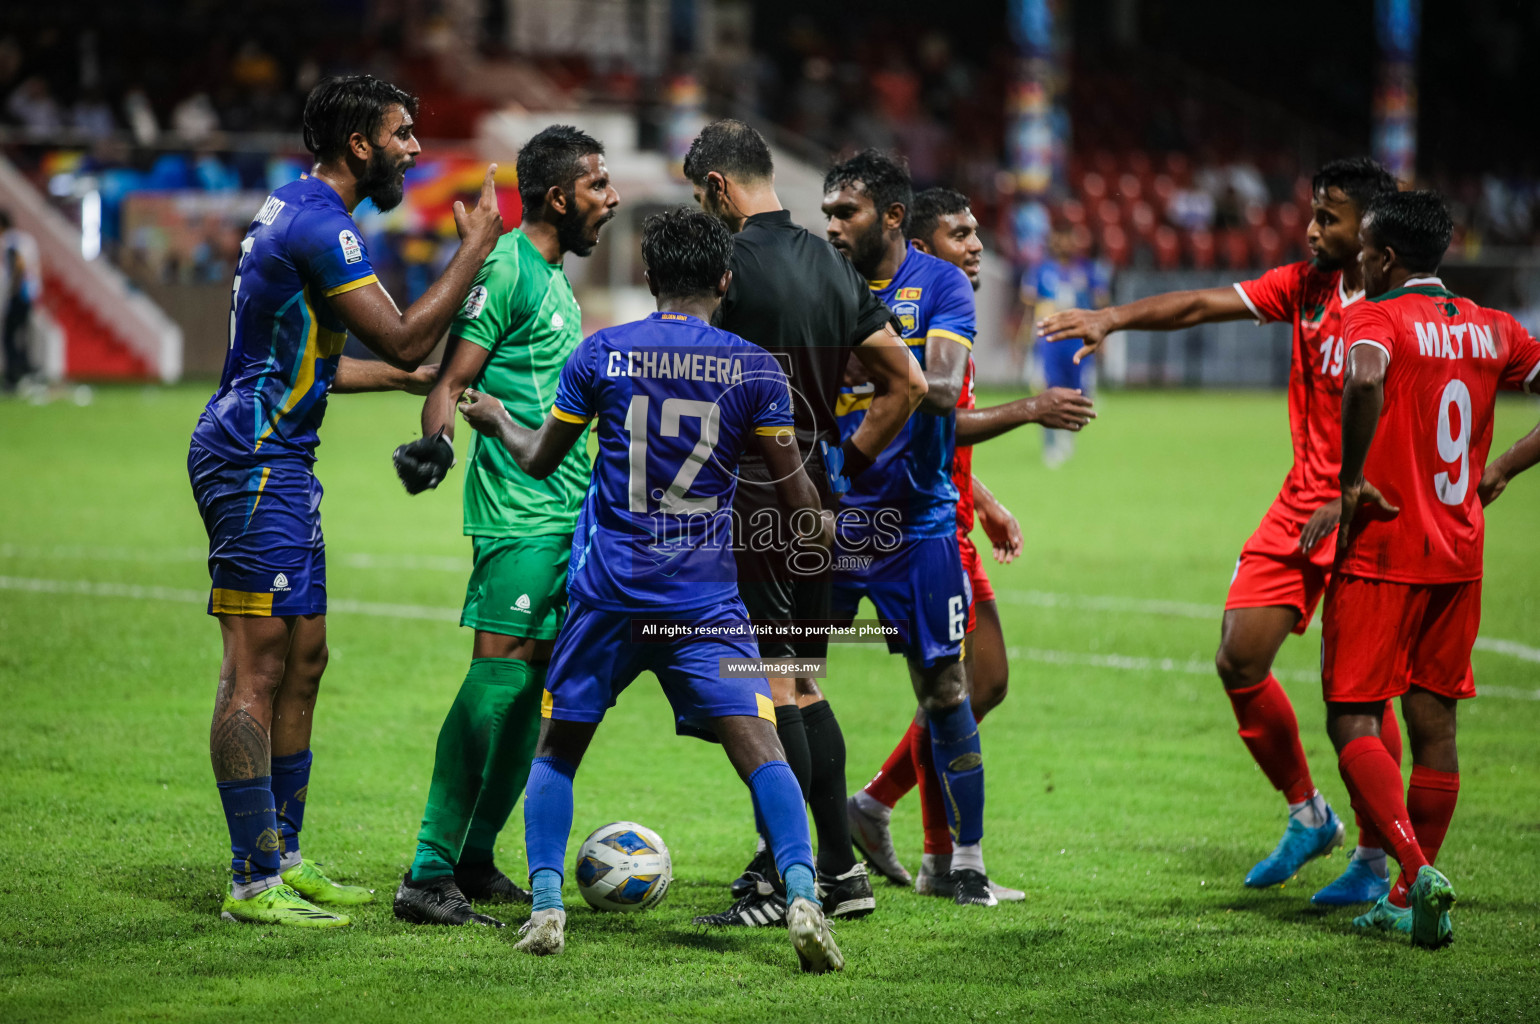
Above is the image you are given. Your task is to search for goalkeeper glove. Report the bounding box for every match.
[393,430,455,494]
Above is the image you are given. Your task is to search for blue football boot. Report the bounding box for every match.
[1244,807,1345,888]
[1310,849,1391,905]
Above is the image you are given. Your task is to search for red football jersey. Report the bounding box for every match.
[953,356,976,533]
[1339,277,1540,583]
[1235,262,1361,520]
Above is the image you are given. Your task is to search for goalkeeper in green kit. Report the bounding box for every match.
[391,125,618,926]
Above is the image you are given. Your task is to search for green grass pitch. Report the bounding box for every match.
[2,385,1538,1022]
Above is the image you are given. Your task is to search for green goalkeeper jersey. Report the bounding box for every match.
[454,228,590,538]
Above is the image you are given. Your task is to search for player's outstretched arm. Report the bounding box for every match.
[846,324,927,475]
[421,335,491,442]
[1036,286,1250,364]
[916,334,970,413]
[331,356,439,394]
[754,429,834,551]
[973,476,1023,564]
[1480,417,1540,507]
[456,388,585,480]
[1337,343,1390,554]
[955,387,1095,446]
[330,165,504,371]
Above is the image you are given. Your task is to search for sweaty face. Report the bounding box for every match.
[559,154,620,257]
[822,184,887,279]
[926,209,983,290]
[357,105,419,213]
[1307,187,1362,273]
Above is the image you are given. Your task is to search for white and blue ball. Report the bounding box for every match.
[573,821,672,912]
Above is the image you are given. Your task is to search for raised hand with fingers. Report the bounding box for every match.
[454,164,504,250]
[1036,308,1115,364]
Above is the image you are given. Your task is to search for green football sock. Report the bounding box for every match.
[410,658,540,881]
[462,662,544,864]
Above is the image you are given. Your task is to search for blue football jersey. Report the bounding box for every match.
[552,312,795,612]
[191,176,378,466]
[1029,257,1106,318]
[836,245,975,544]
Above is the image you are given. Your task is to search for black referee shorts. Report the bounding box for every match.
[731,451,833,663]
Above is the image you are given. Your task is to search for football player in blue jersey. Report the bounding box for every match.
[187,75,504,927]
[456,208,844,972]
[819,151,1001,905]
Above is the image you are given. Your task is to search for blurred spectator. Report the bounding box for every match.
[123,87,159,145]
[172,92,220,142]
[0,208,41,390]
[6,76,62,132]
[70,87,116,134]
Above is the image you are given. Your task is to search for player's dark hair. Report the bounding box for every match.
[1311,157,1399,215]
[908,187,971,243]
[823,150,913,235]
[640,208,734,297]
[517,124,605,214]
[302,75,418,162]
[682,119,774,187]
[1363,189,1453,273]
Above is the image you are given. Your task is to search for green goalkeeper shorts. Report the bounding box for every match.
[460,534,572,639]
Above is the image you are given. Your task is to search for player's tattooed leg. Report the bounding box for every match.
[212,708,270,782]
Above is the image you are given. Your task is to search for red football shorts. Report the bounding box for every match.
[958,533,995,634]
[1225,501,1333,634]
[1320,574,1480,703]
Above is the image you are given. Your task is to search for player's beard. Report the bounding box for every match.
[558,197,613,258]
[358,149,408,213]
[845,222,888,280]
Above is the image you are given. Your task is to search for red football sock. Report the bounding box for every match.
[1389,764,1459,908]
[1357,702,1404,850]
[912,722,953,856]
[1338,735,1426,888]
[1226,675,1314,804]
[863,721,921,809]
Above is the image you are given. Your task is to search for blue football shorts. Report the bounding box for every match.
[541,596,776,735]
[1041,337,1090,392]
[188,442,326,617]
[831,531,971,666]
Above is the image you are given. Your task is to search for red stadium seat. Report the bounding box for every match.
[1096,198,1123,228]
[1092,150,1119,177]
[1163,152,1191,181]
[1255,226,1284,267]
[1129,200,1158,240]
[1293,176,1314,207]
[1273,203,1303,236]
[1099,224,1130,267]
[1187,228,1216,269]
[1150,174,1177,207]
[1116,173,1143,203]
[1125,151,1153,178]
[1080,171,1108,202]
[1059,198,1087,227]
[1219,229,1251,269]
[1243,203,1267,230]
[1153,226,1182,269]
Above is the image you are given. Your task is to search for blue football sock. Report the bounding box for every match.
[270,749,312,867]
[929,697,985,847]
[216,776,281,888]
[524,756,576,911]
[747,760,816,904]
[530,868,563,912]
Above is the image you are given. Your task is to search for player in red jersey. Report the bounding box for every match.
[847,188,1095,898]
[1036,159,1403,902]
[1327,190,1540,947]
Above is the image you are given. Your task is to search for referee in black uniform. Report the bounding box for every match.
[684,119,926,926]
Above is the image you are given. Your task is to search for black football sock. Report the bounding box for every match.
[801,699,857,876]
[775,704,812,799]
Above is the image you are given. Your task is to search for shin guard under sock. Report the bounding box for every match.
[1226,674,1314,804]
[1338,735,1426,882]
[928,697,985,847]
[270,749,312,869]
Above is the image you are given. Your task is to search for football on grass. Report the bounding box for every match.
[574,821,672,912]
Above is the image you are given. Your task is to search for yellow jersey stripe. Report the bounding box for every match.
[836,392,875,417]
[551,405,592,425]
[753,425,795,437]
[323,274,378,298]
[755,692,776,723]
[211,589,275,616]
[927,328,974,349]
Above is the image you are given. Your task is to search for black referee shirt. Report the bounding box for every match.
[715,209,895,460]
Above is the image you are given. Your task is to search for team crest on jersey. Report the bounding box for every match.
[338,229,363,264]
[1302,301,1326,325]
[893,301,920,336]
[897,287,923,300]
[461,285,488,320]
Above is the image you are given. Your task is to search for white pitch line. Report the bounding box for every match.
[2,558,1535,664]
